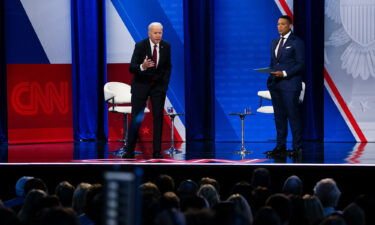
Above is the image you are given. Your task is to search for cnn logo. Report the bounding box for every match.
[11,81,70,115]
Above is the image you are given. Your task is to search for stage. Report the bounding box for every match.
[0,141,374,165]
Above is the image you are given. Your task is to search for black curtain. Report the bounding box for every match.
[0,1,7,142]
[294,0,325,141]
[184,0,215,141]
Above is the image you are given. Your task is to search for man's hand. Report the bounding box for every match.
[141,56,155,69]
[270,71,284,78]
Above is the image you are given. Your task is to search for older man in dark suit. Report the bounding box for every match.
[267,15,305,155]
[123,22,171,159]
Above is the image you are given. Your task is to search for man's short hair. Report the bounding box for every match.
[148,22,163,31]
[279,15,293,24]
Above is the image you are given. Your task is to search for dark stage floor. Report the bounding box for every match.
[0,141,374,165]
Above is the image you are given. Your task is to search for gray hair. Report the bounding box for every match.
[313,178,341,207]
[148,22,163,31]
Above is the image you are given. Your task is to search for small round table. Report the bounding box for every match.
[164,112,184,155]
[229,112,254,155]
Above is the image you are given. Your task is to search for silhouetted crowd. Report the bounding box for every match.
[1,168,374,225]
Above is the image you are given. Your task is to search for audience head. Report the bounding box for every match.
[178,179,198,198]
[18,189,48,224]
[184,208,214,225]
[282,175,303,196]
[31,207,80,225]
[230,181,252,201]
[84,184,104,225]
[303,194,324,225]
[156,174,175,194]
[343,203,365,225]
[212,202,249,225]
[354,194,375,225]
[251,168,271,188]
[155,208,186,225]
[55,181,74,207]
[253,207,281,225]
[72,182,92,215]
[319,214,347,225]
[140,182,161,200]
[0,206,21,225]
[180,195,208,212]
[313,178,341,208]
[15,176,34,197]
[197,184,220,208]
[200,177,220,194]
[161,191,180,210]
[251,186,272,213]
[227,193,253,225]
[266,193,293,224]
[24,178,48,195]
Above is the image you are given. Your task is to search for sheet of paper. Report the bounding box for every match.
[253,67,274,73]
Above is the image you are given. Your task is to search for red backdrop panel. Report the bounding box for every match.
[7,64,73,143]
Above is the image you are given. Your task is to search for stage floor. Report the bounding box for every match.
[0,141,374,165]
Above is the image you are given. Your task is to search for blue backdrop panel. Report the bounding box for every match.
[214,0,281,141]
[4,0,49,64]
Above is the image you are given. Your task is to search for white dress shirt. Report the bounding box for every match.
[274,31,291,77]
[140,39,160,71]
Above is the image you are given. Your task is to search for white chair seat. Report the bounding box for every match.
[108,106,150,114]
[257,106,274,114]
[257,90,272,100]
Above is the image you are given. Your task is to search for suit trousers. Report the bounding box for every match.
[269,88,302,149]
[127,82,166,154]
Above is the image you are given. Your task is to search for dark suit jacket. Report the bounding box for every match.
[129,38,172,94]
[267,34,305,91]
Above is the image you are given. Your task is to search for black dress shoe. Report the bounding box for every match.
[288,147,302,157]
[153,153,163,159]
[121,151,135,159]
[264,146,287,155]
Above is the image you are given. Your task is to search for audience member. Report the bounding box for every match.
[319,214,347,225]
[197,184,220,208]
[200,177,220,194]
[31,207,80,225]
[354,194,375,225]
[155,208,186,225]
[160,191,180,210]
[313,178,341,216]
[177,179,198,199]
[55,181,74,207]
[282,175,303,196]
[180,195,208,212]
[251,168,271,188]
[72,182,92,216]
[229,181,252,204]
[18,189,48,224]
[253,207,281,225]
[155,174,175,194]
[251,186,272,214]
[0,205,21,225]
[342,203,365,225]
[2,176,33,212]
[184,208,214,225]
[266,193,293,225]
[303,194,324,225]
[24,178,48,194]
[227,193,253,225]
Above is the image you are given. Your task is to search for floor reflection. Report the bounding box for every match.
[0,141,373,164]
